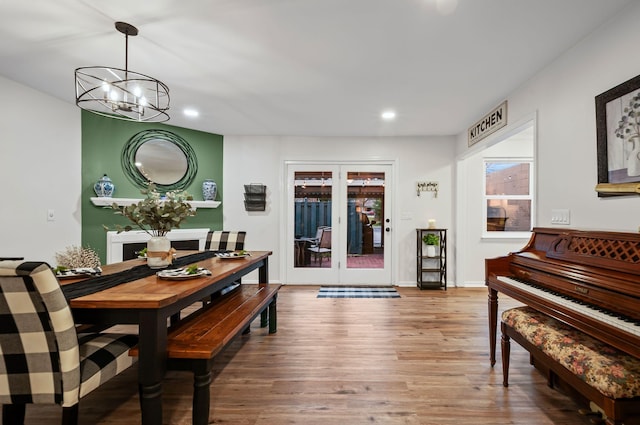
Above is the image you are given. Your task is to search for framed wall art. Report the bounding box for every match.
[595,74,640,196]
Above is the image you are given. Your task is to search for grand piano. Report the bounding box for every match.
[485,227,640,369]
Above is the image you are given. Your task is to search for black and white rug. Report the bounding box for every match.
[317,286,400,298]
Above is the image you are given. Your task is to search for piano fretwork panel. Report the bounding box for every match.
[485,227,640,367]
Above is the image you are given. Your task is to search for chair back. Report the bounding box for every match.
[0,261,81,407]
[205,231,246,251]
[319,228,332,249]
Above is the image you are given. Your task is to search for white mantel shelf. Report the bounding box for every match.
[90,197,221,209]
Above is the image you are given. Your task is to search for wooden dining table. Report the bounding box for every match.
[62,250,272,425]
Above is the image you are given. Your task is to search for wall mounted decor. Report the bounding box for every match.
[416,181,438,197]
[595,74,640,196]
[244,184,266,211]
[121,129,198,192]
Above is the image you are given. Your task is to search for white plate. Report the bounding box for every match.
[56,267,102,279]
[156,268,211,280]
[216,252,250,260]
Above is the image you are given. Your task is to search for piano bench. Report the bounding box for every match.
[501,306,640,425]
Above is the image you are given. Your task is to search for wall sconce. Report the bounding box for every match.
[417,181,439,198]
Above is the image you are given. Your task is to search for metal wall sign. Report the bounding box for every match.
[468,101,507,147]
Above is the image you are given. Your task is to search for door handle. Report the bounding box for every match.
[385,227,391,232]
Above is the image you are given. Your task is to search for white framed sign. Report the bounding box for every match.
[468,101,507,147]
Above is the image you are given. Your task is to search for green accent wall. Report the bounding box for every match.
[81,111,224,263]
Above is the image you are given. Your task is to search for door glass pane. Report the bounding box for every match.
[346,171,384,269]
[293,171,332,268]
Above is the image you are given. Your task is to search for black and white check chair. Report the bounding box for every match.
[204,230,246,252]
[201,231,247,306]
[0,260,138,425]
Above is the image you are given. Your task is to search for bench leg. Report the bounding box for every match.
[501,321,510,387]
[192,361,213,425]
[268,294,278,334]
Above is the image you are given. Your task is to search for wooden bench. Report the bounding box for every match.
[131,283,281,425]
[501,306,640,425]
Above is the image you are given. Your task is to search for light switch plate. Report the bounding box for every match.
[551,209,570,225]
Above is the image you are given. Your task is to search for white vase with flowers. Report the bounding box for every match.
[106,183,196,268]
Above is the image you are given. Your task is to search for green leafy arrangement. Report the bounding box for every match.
[422,233,440,246]
[105,183,196,237]
[185,264,199,274]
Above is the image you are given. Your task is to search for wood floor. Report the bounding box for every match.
[20,286,597,425]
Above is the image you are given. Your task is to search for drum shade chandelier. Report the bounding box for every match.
[75,22,170,122]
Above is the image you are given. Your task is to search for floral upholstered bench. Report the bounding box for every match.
[501,306,640,425]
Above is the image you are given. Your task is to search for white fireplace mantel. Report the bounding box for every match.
[91,197,221,209]
[106,228,211,264]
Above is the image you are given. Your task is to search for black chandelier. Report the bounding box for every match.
[75,22,170,122]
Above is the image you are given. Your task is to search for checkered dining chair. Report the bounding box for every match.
[0,260,138,425]
[200,231,248,308]
[204,230,246,251]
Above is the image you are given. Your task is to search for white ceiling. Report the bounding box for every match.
[0,0,632,137]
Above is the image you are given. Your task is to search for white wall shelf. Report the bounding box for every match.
[90,197,221,209]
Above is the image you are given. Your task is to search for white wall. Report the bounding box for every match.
[456,123,535,286]
[454,1,640,284]
[0,75,81,265]
[223,136,456,285]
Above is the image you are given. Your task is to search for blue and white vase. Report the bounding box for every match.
[202,179,217,201]
[94,174,115,197]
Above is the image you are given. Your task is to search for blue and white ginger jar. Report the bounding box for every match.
[94,174,115,197]
[202,179,217,201]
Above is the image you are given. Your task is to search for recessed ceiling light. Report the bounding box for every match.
[381,110,396,121]
[183,108,199,118]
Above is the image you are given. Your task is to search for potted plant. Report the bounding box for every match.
[105,183,195,268]
[422,233,439,257]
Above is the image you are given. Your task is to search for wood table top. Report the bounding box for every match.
[66,251,272,310]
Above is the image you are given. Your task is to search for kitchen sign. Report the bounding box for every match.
[468,101,507,147]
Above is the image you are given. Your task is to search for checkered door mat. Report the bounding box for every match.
[317,286,400,298]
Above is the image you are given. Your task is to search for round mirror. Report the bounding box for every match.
[135,139,188,184]
[122,129,198,192]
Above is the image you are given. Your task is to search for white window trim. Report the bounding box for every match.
[482,157,535,239]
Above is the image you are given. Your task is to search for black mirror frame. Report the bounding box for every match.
[121,129,198,193]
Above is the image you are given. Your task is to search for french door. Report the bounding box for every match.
[285,162,392,285]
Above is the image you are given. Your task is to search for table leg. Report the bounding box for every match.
[258,258,269,284]
[138,311,168,425]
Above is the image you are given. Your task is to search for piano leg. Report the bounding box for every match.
[488,288,498,366]
[500,321,510,387]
